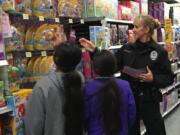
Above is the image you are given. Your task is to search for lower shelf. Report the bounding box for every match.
[0,106,12,115]
[141,100,180,135]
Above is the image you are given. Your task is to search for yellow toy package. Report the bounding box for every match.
[1,0,15,11]
[25,26,36,51]
[33,0,57,18]
[3,89,32,135]
[34,24,59,50]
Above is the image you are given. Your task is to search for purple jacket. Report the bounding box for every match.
[84,78,136,135]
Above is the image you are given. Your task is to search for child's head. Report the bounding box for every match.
[53,42,82,72]
[93,50,117,76]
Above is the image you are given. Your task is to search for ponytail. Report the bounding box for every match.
[100,78,122,135]
[62,71,84,135]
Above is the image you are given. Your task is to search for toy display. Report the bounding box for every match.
[3,89,32,135]
[0,81,5,107]
[0,0,15,11]
[85,0,118,19]
[118,25,128,45]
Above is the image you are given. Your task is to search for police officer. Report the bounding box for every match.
[79,15,174,135]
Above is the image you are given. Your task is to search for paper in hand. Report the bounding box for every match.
[122,66,146,78]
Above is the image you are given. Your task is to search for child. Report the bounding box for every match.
[84,50,136,135]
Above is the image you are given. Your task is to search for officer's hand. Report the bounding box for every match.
[79,38,95,52]
[139,66,153,82]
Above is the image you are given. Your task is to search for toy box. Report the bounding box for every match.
[125,1,140,19]
[4,89,32,135]
[84,0,118,19]
[89,26,102,48]
[121,6,132,21]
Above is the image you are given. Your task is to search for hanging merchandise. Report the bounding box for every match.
[0,10,5,60]
[4,25,25,52]
[0,0,15,11]
[8,66,20,92]
[118,25,128,45]
[25,26,36,51]
[15,0,33,14]
[33,0,57,18]
[165,19,172,54]
[110,24,118,45]
[69,28,76,43]
[0,81,5,107]
[34,24,59,50]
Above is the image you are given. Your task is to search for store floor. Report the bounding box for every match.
[165,105,180,135]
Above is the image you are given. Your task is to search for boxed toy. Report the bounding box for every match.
[85,0,118,19]
[4,89,32,135]
[125,1,140,19]
[89,26,102,48]
[121,6,132,21]
[0,81,5,107]
[0,0,15,11]
[118,25,128,45]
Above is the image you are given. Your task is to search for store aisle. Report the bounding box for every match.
[165,105,180,135]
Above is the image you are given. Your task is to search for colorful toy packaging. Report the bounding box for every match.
[0,81,6,107]
[8,66,20,92]
[3,89,32,135]
[0,0,15,11]
[4,25,25,52]
[33,0,57,18]
[34,24,60,50]
[84,0,118,19]
[118,25,128,45]
[15,0,33,14]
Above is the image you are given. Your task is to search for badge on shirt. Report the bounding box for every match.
[150,51,158,61]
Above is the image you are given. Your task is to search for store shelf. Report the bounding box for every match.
[174,69,180,74]
[162,100,180,117]
[161,81,180,95]
[141,100,180,135]
[84,17,133,24]
[0,106,12,115]
[108,45,122,50]
[7,50,54,58]
[0,60,9,67]
[105,18,133,24]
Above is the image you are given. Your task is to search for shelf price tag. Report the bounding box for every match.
[41,51,47,56]
[69,19,73,23]
[55,18,60,23]
[23,14,29,20]
[6,53,13,60]
[39,16,44,21]
[82,48,86,53]
[26,52,32,58]
[101,19,105,24]
[80,19,84,24]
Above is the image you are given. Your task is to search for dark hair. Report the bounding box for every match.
[93,50,122,135]
[53,42,84,135]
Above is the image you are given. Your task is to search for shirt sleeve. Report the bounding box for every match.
[127,83,136,128]
[25,84,46,135]
[152,49,175,88]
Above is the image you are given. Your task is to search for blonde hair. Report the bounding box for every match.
[134,15,161,36]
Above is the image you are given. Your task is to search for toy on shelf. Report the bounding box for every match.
[15,0,33,15]
[34,24,60,50]
[3,89,32,135]
[8,66,20,92]
[4,25,25,52]
[0,0,15,11]
[33,0,57,18]
[0,81,6,107]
